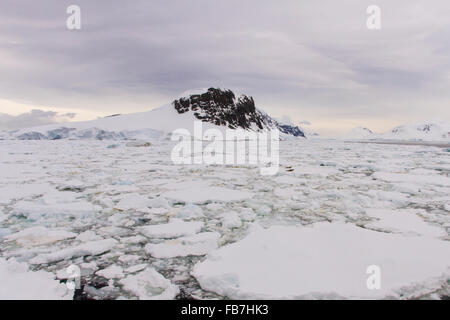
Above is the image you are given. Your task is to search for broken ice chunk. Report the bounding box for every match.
[115,194,152,211]
[220,211,242,229]
[5,226,76,246]
[145,232,220,258]
[176,204,204,219]
[125,264,148,274]
[365,209,446,237]
[139,219,203,239]
[96,265,124,279]
[163,187,254,204]
[119,267,179,300]
[192,222,450,299]
[29,238,118,265]
[76,230,103,242]
[0,258,73,299]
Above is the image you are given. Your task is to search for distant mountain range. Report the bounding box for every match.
[1,88,305,140]
[343,121,450,141]
[343,127,375,140]
[1,89,449,142]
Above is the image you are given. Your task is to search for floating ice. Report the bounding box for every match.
[30,239,118,265]
[164,187,254,204]
[119,267,179,300]
[0,183,51,204]
[145,232,220,258]
[221,211,242,229]
[139,219,203,239]
[125,264,148,274]
[193,222,450,299]
[1,138,449,300]
[96,265,124,279]
[373,172,450,187]
[365,209,446,237]
[12,190,98,220]
[0,258,73,299]
[5,226,76,246]
[176,204,204,219]
[115,194,152,211]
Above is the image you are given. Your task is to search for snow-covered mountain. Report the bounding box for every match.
[342,121,450,141]
[343,126,377,140]
[304,131,320,138]
[172,88,304,137]
[2,88,305,140]
[381,121,450,141]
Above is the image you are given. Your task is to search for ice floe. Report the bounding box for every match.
[164,187,254,204]
[5,226,76,246]
[373,172,450,187]
[119,267,179,299]
[220,211,243,229]
[0,258,73,299]
[139,219,203,239]
[115,194,152,211]
[30,239,118,264]
[192,222,450,299]
[12,190,99,221]
[0,183,51,204]
[145,232,220,258]
[365,209,446,237]
[96,265,125,279]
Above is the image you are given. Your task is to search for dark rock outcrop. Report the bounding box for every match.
[173,88,305,137]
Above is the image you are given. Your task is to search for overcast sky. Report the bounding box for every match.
[1,0,449,135]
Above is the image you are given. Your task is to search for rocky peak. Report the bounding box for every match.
[172,88,305,137]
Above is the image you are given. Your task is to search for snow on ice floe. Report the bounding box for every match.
[176,204,204,219]
[0,163,44,182]
[373,172,450,187]
[220,211,243,229]
[119,267,179,300]
[118,254,140,263]
[0,258,73,299]
[290,165,339,177]
[145,232,220,258]
[115,194,153,211]
[96,265,125,279]
[0,183,52,204]
[139,219,203,239]
[161,180,211,190]
[120,235,147,244]
[365,209,446,238]
[192,222,450,299]
[76,230,103,242]
[5,226,76,246]
[29,239,117,265]
[11,190,99,221]
[163,186,254,204]
[125,264,148,274]
[272,175,304,185]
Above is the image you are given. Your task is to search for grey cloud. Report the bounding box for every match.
[0,109,76,131]
[0,0,449,134]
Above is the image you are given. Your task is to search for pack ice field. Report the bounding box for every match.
[0,138,449,300]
